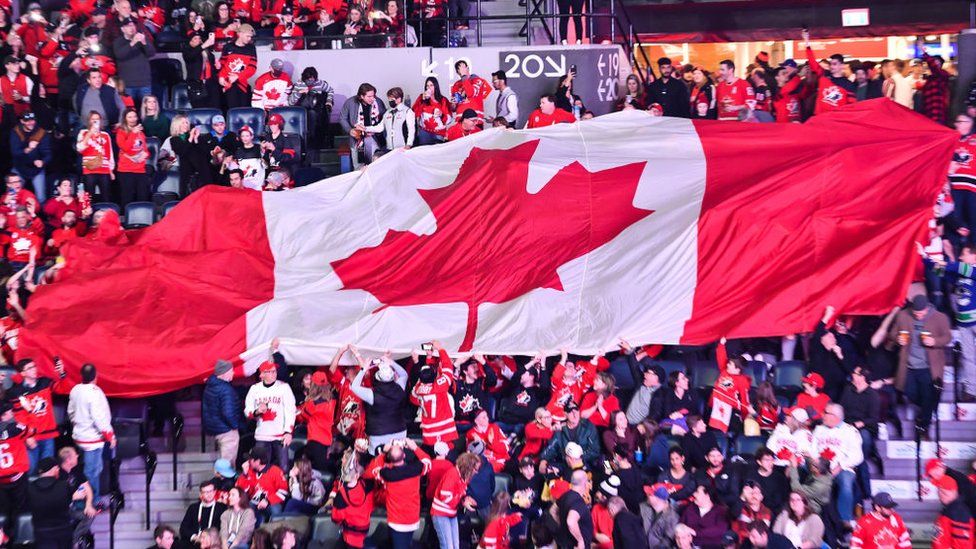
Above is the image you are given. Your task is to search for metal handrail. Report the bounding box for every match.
[144,450,158,530]
[108,490,124,549]
[915,425,922,501]
[172,413,185,490]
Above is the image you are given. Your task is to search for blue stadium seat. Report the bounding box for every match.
[170,83,191,110]
[773,360,807,395]
[227,107,265,137]
[12,513,32,545]
[494,473,511,496]
[734,435,768,458]
[161,200,180,218]
[155,171,180,197]
[691,360,720,389]
[339,153,352,174]
[146,137,160,175]
[124,201,155,228]
[653,360,686,379]
[187,108,223,132]
[92,202,121,215]
[270,106,307,136]
[150,58,184,103]
[162,108,181,121]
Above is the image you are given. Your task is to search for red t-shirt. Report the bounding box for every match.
[796,392,830,419]
[114,129,148,174]
[526,108,576,128]
[715,78,755,120]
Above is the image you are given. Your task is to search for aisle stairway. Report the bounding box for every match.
[869,367,976,548]
[92,400,215,549]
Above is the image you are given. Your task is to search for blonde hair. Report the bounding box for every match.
[169,114,188,137]
[140,95,160,119]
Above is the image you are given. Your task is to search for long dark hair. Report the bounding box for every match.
[424,76,444,103]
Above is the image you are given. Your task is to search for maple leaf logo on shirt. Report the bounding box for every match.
[820,447,836,462]
[331,140,650,350]
[266,88,281,101]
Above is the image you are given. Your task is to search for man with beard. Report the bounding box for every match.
[179,481,226,548]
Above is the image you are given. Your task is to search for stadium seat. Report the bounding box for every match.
[146,137,160,175]
[494,473,511,496]
[654,360,686,379]
[92,202,121,215]
[110,399,148,460]
[124,201,155,228]
[308,516,341,549]
[745,360,769,386]
[294,166,326,187]
[187,108,223,132]
[228,107,265,137]
[155,171,180,197]
[0,367,15,390]
[170,83,191,110]
[150,58,184,103]
[270,106,308,136]
[161,200,180,218]
[691,360,720,389]
[773,360,807,395]
[162,108,181,121]
[12,513,32,545]
[734,435,768,458]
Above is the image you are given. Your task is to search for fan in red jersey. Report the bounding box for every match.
[715,59,755,121]
[219,24,257,109]
[850,492,911,549]
[409,341,458,446]
[7,357,66,473]
[450,60,491,117]
[0,401,33,528]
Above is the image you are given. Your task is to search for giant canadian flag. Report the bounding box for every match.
[20,100,956,396]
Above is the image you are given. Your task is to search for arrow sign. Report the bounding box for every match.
[598,54,606,77]
[543,54,567,77]
[422,59,438,77]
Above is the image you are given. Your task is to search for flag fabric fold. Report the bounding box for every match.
[18,100,956,396]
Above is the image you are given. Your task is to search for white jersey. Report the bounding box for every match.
[244,380,296,442]
[812,422,864,472]
[765,424,813,466]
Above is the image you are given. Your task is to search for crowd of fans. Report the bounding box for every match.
[0,0,970,547]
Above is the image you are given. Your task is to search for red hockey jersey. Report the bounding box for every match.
[431,465,468,517]
[851,511,912,549]
[950,135,976,193]
[410,349,458,445]
[235,463,289,505]
[450,75,491,116]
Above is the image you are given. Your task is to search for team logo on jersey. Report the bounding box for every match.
[458,393,480,413]
[954,148,973,166]
[19,395,47,416]
[516,391,531,406]
[822,86,844,106]
[228,57,246,74]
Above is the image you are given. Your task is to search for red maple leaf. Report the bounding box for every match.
[266,88,281,101]
[820,447,836,461]
[330,140,650,350]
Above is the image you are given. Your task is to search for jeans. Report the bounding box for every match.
[834,469,856,521]
[432,515,459,549]
[83,447,104,500]
[124,86,153,111]
[855,429,874,499]
[389,528,414,549]
[416,129,444,146]
[255,439,288,472]
[905,367,937,430]
[28,437,55,474]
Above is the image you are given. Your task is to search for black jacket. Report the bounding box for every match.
[612,510,650,549]
[28,476,72,530]
[839,386,881,433]
[695,464,742,509]
[646,76,691,118]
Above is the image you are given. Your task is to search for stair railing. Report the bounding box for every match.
[144,450,158,530]
[172,413,185,490]
[915,425,922,501]
[108,489,124,549]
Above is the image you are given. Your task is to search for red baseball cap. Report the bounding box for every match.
[268,113,285,127]
[311,371,329,385]
[801,372,825,389]
[258,361,276,372]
